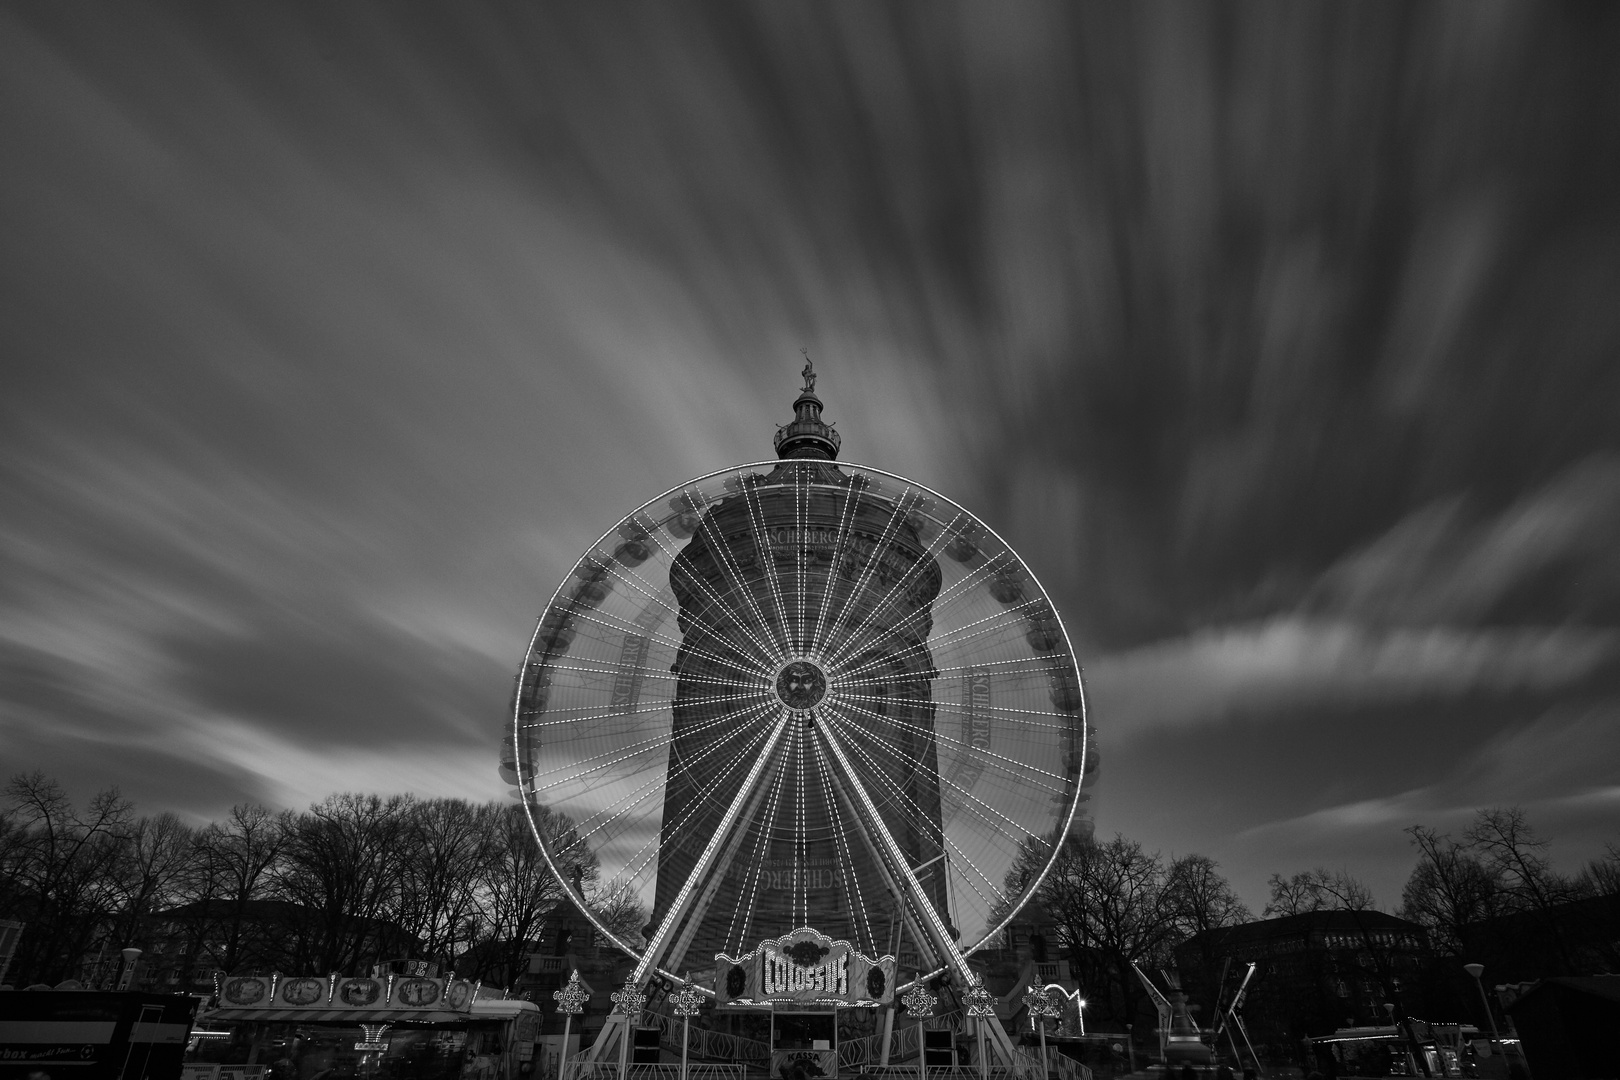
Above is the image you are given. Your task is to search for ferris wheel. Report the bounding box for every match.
[506,372,1090,1001]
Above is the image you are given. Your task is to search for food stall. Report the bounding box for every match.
[186,976,539,1080]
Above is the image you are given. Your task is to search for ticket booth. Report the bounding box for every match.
[715,928,897,1078]
[771,1010,836,1079]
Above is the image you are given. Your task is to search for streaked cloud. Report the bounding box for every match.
[2,3,1618,912]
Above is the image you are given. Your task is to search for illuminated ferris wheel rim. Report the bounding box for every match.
[512,457,1090,986]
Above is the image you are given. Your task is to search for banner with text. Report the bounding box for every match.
[715,928,896,1008]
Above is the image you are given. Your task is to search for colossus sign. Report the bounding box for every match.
[715,927,897,1008]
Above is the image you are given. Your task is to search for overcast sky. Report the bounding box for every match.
[4,2,1619,915]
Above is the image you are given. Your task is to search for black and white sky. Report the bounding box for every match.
[4,3,1619,912]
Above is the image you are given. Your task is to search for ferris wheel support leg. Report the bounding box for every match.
[812,721,1033,1079]
[656,746,787,976]
[816,744,952,986]
[578,1012,628,1065]
[633,711,793,986]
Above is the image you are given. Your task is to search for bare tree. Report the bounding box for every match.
[1164,853,1251,1016]
[585,879,647,950]
[472,802,595,987]
[105,812,198,959]
[1578,841,1620,898]
[1398,826,1505,956]
[1464,806,1579,970]
[1465,807,1576,911]
[397,798,498,969]
[185,803,289,974]
[1263,868,1373,916]
[1022,834,1181,1031]
[1,772,133,985]
[273,793,413,974]
[1166,853,1251,938]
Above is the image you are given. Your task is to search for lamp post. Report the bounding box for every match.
[116,948,142,991]
[1462,964,1506,1074]
[552,970,588,1080]
[964,975,996,1080]
[1076,998,1086,1037]
[670,977,705,1080]
[902,979,937,1080]
[1023,985,1061,1079]
[610,977,647,1080]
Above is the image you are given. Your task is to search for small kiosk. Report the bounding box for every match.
[187,975,540,1080]
[714,929,896,1078]
[769,1010,837,1079]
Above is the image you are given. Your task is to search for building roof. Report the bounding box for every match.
[1182,909,1427,952]
[1507,975,1620,1008]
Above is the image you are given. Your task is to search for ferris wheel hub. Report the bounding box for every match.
[774,658,829,710]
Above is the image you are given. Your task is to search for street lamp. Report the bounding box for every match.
[670,977,705,1080]
[116,948,142,991]
[963,975,997,1080]
[902,977,937,1080]
[609,977,647,1080]
[1023,985,1062,1078]
[1463,964,1504,1071]
[552,969,589,1080]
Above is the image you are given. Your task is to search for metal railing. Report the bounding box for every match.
[837,1012,964,1069]
[564,1065,744,1080]
[641,1011,771,1063]
[1011,1048,1092,1080]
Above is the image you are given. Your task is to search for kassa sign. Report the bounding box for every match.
[715,928,896,1007]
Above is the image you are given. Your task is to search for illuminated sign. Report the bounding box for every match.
[716,928,896,1008]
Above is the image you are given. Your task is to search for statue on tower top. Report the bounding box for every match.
[775,353,839,460]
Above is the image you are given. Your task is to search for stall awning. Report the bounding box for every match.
[202,1008,474,1024]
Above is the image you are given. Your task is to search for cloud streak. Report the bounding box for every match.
[2,3,1618,912]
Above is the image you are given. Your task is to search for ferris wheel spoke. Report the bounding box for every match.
[724,749,792,955]
[815,480,923,665]
[549,589,764,684]
[820,534,1007,677]
[817,505,971,672]
[837,692,1078,741]
[921,696,1082,732]
[812,708,949,857]
[791,467,811,653]
[523,692,771,801]
[518,684,765,732]
[613,705,785,889]
[634,707,794,983]
[822,700,1059,850]
[537,657,768,698]
[829,694,1074,791]
[662,556,779,675]
[806,735,880,954]
[738,468,798,656]
[605,524,767,667]
[635,524,787,683]
[810,717,973,974]
[937,832,1013,916]
[686,478,792,662]
[831,573,1039,682]
[806,468,874,659]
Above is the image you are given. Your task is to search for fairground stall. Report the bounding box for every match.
[186,975,539,1080]
[1308,1022,1491,1078]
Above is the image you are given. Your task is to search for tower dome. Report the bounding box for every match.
[772,358,841,460]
